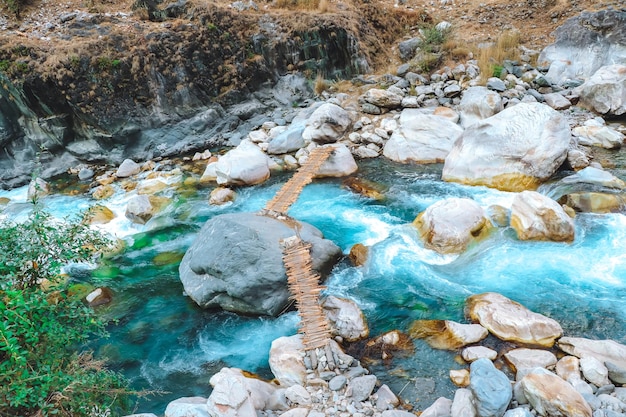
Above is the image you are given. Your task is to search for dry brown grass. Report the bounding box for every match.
[475,29,521,84]
[313,72,328,95]
[274,0,320,11]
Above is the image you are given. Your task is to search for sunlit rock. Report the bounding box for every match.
[574,64,626,116]
[116,158,141,178]
[267,124,306,155]
[414,198,493,254]
[450,369,471,387]
[556,356,582,383]
[469,358,512,417]
[510,191,575,242]
[0,197,10,206]
[558,337,626,371]
[209,187,236,205]
[375,385,400,410]
[504,348,557,373]
[83,205,116,225]
[322,296,369,342]
[200,160,218,183]
[442,103,570,192]
[164,397,209,417]
[466,292,563,347]
[349,243,369,267]
[302,103,352,144]
[462,346,498,363]
[458,86,503,128]
[214,140,272,186]
[269,335,307,387]
[315,144,358,178]
[409,319,488,350]
[125,195,154,224]
[153,251,184,266]
[178,212,341,316]
[383,109,464,164]
[519,371,592,417]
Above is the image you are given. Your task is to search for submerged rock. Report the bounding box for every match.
[414,198,493,254]
[442,103,570,192]
[209,187,236,205]
[322,296,369,342]
[178,212,341,316]
[409,319,488,350]
[466,292,563,347]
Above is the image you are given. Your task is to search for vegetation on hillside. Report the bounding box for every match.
[0,206,137,416]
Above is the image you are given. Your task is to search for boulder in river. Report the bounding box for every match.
[314,144,358,178]
[510,191,575,242]
[321,296,369,342]
[414,198,493,254]
[213,140,273,186]
[178,212,341,316]
[442,103,570,192]
[466,292,563,347]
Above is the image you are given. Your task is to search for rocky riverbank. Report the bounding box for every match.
[1,3,625,417]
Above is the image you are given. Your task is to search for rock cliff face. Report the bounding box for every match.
[0,3,419,188]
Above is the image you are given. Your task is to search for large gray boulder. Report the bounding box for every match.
[442,103,570,192]
[383,109,464,164]
[179,212,341,316]
[574,64,626,116]
[469,358,512,417]
[539,9,626,85]
[302,102,351,144]
[214,140,273,186]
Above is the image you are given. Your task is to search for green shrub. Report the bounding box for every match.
[1,0,23,17]
[0,207,136,416]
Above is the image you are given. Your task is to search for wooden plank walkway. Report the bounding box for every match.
[282,236,331,350]
[264,146,334,214]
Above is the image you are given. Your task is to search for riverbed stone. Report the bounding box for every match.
[606,362,626,385]
[580,356,611,387]
[466,292,563,347]
[267,124,306,155]
[558,338,626,370]
[375,384,400,410]
[503,409,533,417]
[450,369,470,387]
[442,102,570,192]
[164,397,209,417]
[510,191,575,242]
[421,397,453,417]
[315,144,358,178]
[269,335,306,387]
[116,158,141,178]
[469,358,512,417]
[574,65,626,116]
[125,195,154,224]
[83,204,116,224]
[519,371,592,417]
[573,123,625,149]
[409,319,488,350]
[321,295,369,342]
[451,388,477,417]
[85,287,113,307]
[543,93,571,110]
[302,102,351,144]
[214,140,272,186]
[329,375,347,391]
[504,348,557,372]
[462,346,498,363]
[556,356,582,383]
[458,86,503,128]
[209,187,236,205]
[348,375,377,402]
[383,109,464,164]
[414,198,493,254]
[362,88,403,109]
[561,166,626,191]
[179,212,341,316]
[285,384,311,405]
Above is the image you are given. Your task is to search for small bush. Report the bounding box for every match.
[0,207,137,416]
[476,30,521,84]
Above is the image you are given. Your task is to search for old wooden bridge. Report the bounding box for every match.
[262,146,335,351]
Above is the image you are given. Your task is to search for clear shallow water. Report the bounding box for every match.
[2,158,626,413]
